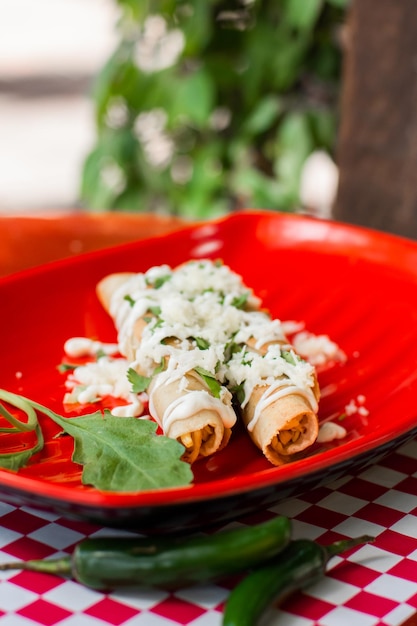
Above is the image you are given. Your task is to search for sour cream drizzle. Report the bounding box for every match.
[148,363,236,433]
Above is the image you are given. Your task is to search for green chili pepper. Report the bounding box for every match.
[222,534,374,626]
[0,515,291,590]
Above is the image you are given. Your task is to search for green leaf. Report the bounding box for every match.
[0,392,44,470]
[171,68,215,127]
[194,337,210,350]
[242,96,283,137]
[0,390,193,491]
[284,0,323,31]
[57,363,78,373]
[127,368,151,393]
[124,294,136,307]
[231,293,249,310]
[194,367,222,399]
[52,411,192,492]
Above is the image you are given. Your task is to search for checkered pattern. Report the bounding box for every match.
[2,440,417,625]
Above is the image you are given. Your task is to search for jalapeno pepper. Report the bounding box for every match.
[222,534,374,626]
[0,515,291,590]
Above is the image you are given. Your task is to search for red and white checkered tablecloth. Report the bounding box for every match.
[2,437,417,626]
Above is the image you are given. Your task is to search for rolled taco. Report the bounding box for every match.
[96,264,237,463]
[96,260,320,467]
[226,336,320,466]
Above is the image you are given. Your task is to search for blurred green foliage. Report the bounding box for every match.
[81,0,348,218]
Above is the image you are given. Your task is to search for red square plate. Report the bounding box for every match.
[1,210,417,533]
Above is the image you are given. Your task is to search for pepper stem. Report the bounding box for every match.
[0,556,72,577]
[325,535,374,560]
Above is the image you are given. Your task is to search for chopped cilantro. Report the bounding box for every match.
[231,382,245,406]
[194,337,210,350]
[224,340,242,362]
[127,368,151,393]
[153,275,172,289]
[194,367,222,398]
[281,350,299,365]
[57,363,77,373]
[231,293,249,309]
[123,294,136,307]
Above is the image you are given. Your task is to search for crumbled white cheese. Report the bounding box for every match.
[344,395,369,418]
[64,356,144,417]
[109,260,319,427]
[292,331,346,366]
[317,421,347,443]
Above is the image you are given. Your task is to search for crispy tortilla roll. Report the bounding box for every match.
[241,381,319,466]
[96,271,236,463]
[96,260,321,467]
[148,369,233,464]
[236,337,320,465]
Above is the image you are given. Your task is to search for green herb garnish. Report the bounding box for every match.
[194,367,222,399]
[123,294,136,307]
[127,368,151,393]
[231,382,245,406]
[281,350,298,365]
[194,337,210,350]
[231,293,249,309]
[0,389,192,492]
[147,275,171,289]
[57,363,78,373]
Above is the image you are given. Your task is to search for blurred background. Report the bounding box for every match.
[0,0,344,220]
[2,0,416,238]
[0,0,118,213]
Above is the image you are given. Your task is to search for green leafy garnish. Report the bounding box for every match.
[194,337,210,350]
[231,293,249,309]
[57,363,78,373]
[127,362,165,393]
[231,382,245,407]
[0,390,193,492]
[224,340,242,362]
[281,350,298,365]
[0,392,44,470]
[147,275,171,289]
[124,294,136,307]
[194,367,222,399]
[127,368,151,393]
[148,305,162,316]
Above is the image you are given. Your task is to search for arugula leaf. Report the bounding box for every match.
[127,368,151,393]
[0,390,193,491]
[45,410,192,492]
[194,367,222,398]
[0,391,44,470]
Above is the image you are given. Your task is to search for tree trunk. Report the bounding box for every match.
[334,0,417,239]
